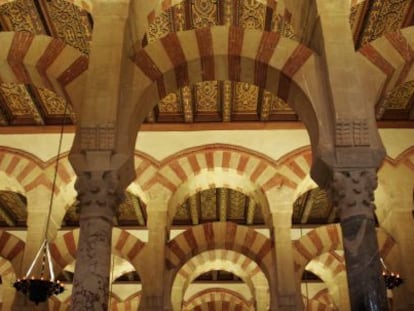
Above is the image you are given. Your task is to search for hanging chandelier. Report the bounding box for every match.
[13,100,69,304]
[381,258,403,290]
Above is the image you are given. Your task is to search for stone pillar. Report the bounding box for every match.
[71,170,124,310]
[138,188,170,311]
[328,169,388,311]
[271,210,302,311]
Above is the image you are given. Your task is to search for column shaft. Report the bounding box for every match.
[329,170,388,311]
[71,171,122,311]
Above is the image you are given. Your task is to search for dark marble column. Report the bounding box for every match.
[71,170,123,311]
[328,169,388,311]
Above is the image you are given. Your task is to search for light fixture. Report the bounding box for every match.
[380,258,403,290]
[13,99,69,304]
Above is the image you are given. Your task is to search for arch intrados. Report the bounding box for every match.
[132,26,319,145]
[167,169,270,226]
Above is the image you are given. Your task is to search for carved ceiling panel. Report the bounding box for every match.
[0,0,92,54]
[292,188,338,225]
[350,0,414,49]
[0,84,76,125]
[173,187,264,226]
[383,81,414,118]
[0,191,27,227]
[63,192,147,227]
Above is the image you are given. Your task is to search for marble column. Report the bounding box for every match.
[71,170,123,311]
[328,169,388,311]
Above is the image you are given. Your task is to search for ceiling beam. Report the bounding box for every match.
[246,198,256,225]
[218,188,228,222]
[181,86,194,123]
[222,81,232,122]
[189,195,199,225]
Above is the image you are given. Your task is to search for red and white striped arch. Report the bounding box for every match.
[131,26,319,140]
[166,222,274,277]
[129,152,160,204]
[305,251,346,290]
[0,230,25,273]
[172,249,268,311]
[49,228,146,274]
[359,28,414,114]
[143,144,305,227]
[293,224,397,277]
[0,32,88,113]
[183,288,253,311]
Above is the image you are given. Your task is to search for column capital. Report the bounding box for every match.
[327,169,377,221]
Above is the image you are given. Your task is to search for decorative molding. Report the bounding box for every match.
[79,124,116,151]
[335,118,370,147]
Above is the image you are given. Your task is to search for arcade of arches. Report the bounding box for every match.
[0,0,413,310]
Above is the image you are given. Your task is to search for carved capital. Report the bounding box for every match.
[75,170,124,220]
[327,169,377,221]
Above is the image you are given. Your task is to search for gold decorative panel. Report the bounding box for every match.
[0,0,44,34]
[233,82,259,112]
[352,0,413,47]
[36,87,76,122]
[191,0,219,28]
[158,92,182,113]
[42,0,92,54]
[239,0,266,30]
[195,81,219,112]
[0,0,92,54]
[0,83,43,124]
[384,81,414,110]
